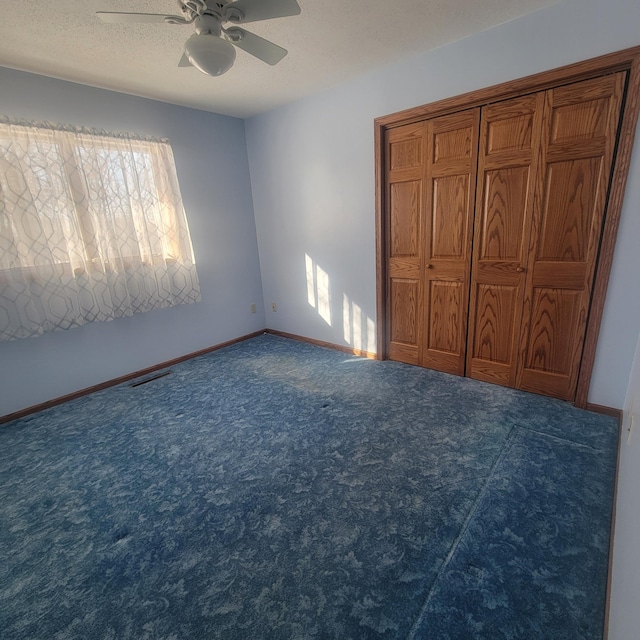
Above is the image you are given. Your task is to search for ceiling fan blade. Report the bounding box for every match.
[178,53,193,67]
[225,28,287,65]
[96,12,175,24]
[224,0,301,24]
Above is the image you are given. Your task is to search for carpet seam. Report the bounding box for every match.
[517,424,609,453]
[405,424,518,640]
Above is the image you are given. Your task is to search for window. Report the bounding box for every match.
[0,119,200,341]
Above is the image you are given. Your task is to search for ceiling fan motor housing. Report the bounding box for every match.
[194,14,223,36]
[181,0,244,24]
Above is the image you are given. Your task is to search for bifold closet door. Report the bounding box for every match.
[383,64,630,402]
[516,72,625,400]
[385,110,479,374]
[421,110,480,375]
[467,93,545,387]
[385,122,425,365]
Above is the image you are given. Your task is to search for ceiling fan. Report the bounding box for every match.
[97,0,301,77]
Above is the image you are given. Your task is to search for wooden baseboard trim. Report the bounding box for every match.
[0,330,265,426]
[586,403,623,424]
[4,327,616,425]
[265,328,377,360]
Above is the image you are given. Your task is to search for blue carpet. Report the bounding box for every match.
[0,334,618,639]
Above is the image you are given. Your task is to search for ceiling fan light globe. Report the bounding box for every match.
[184,34,236,76]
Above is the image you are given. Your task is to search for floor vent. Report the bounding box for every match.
[130,371,172,388]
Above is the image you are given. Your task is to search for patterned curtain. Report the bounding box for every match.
[0,118,201,341]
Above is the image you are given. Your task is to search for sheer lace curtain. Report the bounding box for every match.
[0,118,201,341]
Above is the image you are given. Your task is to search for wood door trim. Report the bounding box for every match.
[575,53,640,407]
[375,121,386,360]
[375,45,640,405]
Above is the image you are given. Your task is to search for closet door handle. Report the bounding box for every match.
[426,263,434,269]
[516,266,525,273]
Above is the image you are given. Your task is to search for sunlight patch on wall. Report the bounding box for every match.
[305,253,332,326]
[305,254,315,307]
[343,293,376,354]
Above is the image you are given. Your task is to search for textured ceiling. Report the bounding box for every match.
[0,0,560,118]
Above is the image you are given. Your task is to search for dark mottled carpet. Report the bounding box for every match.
[0,334,619,639]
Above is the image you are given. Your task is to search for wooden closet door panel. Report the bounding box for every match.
[517,72,625,400]
[467,94,545,386]
[421,109,480,375]
[385,123,425,365]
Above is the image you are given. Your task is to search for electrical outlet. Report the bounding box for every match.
[272,303,277,312]
[250,303,256,314]
[627,392,637,444]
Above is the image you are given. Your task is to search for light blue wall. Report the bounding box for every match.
[244,2,640,634]
[0,68,265,416]
[245,0,640,411]
[609,332,640,640]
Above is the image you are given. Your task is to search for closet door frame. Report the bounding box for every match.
[375,45,640,409]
